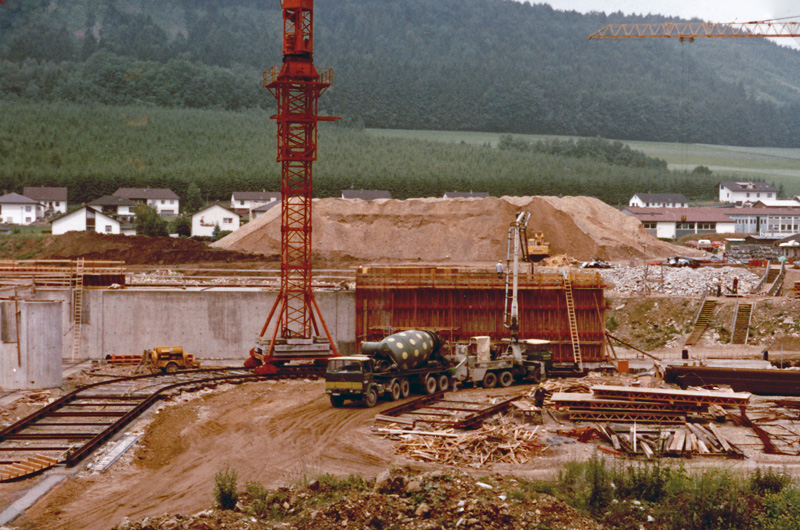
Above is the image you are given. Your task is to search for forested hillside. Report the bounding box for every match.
[2,0,800,147]
[0,102,723,206]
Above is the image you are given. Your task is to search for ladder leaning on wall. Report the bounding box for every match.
[70,258,85,361]
[562,271,584,372]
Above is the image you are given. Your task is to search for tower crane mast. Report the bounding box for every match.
[249,0,339,373]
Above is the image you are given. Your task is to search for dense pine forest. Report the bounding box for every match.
[0,101,723,206]
[2,0,800,147]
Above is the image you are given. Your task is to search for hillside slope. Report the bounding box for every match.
[1,0,800,146]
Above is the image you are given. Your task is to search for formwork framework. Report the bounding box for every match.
[355,267,608,364]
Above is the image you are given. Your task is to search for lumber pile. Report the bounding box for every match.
[591,423,743,459]
[0,454,58,481]
[373,419,542,468]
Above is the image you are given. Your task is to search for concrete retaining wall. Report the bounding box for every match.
[74,288,355,360]
[0,300,63,390]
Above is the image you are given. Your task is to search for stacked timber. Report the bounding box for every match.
[592,423,743,459]
[552,385,750,423]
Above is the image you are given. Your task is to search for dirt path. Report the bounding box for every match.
[12,380,403,530]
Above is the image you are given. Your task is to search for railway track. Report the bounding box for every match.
[0,365,324,482]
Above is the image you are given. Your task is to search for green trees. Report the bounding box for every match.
[134,205,168,237]
[1,0,800,146]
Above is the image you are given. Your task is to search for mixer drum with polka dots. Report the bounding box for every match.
[360,330,443,371]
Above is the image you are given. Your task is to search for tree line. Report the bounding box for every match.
[0,101,726,209]
[1,0,800,147]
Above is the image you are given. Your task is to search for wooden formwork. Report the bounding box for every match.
[355,266,608,363]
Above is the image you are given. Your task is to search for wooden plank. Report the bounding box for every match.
[706,423,732,452]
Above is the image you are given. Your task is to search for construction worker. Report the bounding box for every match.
[732,276,739,294]
[533,384,546,408]
[496,261,504,279]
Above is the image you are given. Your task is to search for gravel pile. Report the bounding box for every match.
[599,265,761,296]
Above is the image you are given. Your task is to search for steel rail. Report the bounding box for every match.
[0,365,324,479]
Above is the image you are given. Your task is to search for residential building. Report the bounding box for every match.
[751,199,800,208]
[443,191,490,199]
[89,195,137,220]
[341,189,392,200]
[23,187,67,215]
[0,193,44,225]
[113,188,180,216]
[192,204,240,237]
[628,193,688,208]
[777,234,800,261]
[718,181,777,204]
[623,207,736,239]
[251,201,280,220]
[724,207,800,237]
[230,191,281,216]
[51,206,121,235]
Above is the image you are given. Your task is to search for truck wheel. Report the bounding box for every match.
[164,362,179,374]
[330,395,344,407]
[424,375,438,395]
[437,374,450,392]
[482,371,497,389]
[530,366,544,384]
[387,380,402,401]
[364,388,378,408]
[498,371,514,388]
[399,378,411,399]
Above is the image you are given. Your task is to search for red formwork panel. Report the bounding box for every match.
[355,267,607,363]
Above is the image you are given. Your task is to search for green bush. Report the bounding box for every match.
[213,467,239,510]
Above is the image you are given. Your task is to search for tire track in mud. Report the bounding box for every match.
[19,381,401,530]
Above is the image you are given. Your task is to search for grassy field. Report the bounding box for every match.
[367,129,800,196]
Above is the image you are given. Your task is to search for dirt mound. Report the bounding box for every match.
[0,232,262,265]
[214,196,688,264]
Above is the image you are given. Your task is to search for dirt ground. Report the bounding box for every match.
[5,369,800,530]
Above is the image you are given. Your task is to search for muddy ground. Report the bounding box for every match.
[3,368,800,530]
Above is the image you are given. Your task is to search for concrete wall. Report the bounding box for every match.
[0,300,63,390]
[77,288,355,360]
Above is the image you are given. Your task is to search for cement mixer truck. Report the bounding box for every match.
[325,330,451,407]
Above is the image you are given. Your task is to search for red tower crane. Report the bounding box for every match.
[249,0,339,373]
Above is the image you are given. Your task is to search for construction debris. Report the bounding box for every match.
[599,265,758,296]
[377,417,543,468]
[582,423,744,459]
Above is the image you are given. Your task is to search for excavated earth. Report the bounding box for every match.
[213,196,694,264]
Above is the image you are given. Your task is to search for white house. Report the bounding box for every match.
[719,182,777,204]
[23,187,67,216]
[192,204,240,237]
[51,206,121,235]
[89,195,137,219]
[230,191,280,215]
[113,188,180,216]
[624,207,736,239]
[0,193,44,225]
[628,193,688,208]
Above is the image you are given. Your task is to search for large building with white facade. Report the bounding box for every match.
[113,188,180,216]
[718,182,777,204]
[192,204,240,237]
[0,193,44,225]
[628,193,688,208]
[51,207,121,235]
[23,187,68,216]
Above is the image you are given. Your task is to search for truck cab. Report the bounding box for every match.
[325,355,381,407]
